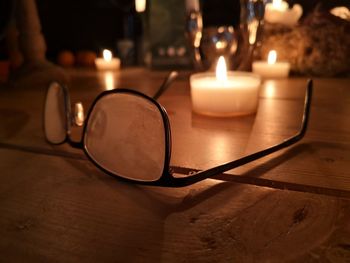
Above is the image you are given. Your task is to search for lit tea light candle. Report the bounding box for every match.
[265,0,302,26]
[95,49,120,71]
[190,56,261,117]
[252,50,290,78]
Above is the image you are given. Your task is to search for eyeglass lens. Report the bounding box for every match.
[84,92,167,182]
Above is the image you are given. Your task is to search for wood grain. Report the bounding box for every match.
[1,68,350,262]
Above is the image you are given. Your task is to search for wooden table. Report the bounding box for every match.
[1,68,350,262]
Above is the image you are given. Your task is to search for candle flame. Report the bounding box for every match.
[267,50,277,64]
[271,0,288,11]
[272,0,282,8]
[103,49,112,62]
[135,0,146,12]
[216,56,227,82]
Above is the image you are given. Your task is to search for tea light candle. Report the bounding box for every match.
[95,49,120,71]
[252,50,290,78]
[265,0,303,26]
[190,56,261,117]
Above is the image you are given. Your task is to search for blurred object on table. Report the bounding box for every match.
[198,26,238,71]
[117,38,135,67]
[261,7,350,76]
[185,5,202,70]
[75,50,97,68]
[56,50,75,67]
[149,0,192,69]
[9,0,68,86]
[185,0,265,72]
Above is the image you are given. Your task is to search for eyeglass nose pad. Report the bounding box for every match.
[74,102,85,127]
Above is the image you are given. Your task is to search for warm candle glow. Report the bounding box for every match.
[248,19,259,45]
[103,49,113,62]
[216,56,227,82]
[265,81,277,98]
[267,50,277,64]
[211,134,232,162]
[330,6,350,20]
[105,72,114,91]
[215,41,226,50]
[272,0,281,8]
[135,0,146,12]
[74,102,84,127]
[272,0,288,11]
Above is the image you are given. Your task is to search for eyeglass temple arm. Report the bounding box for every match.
[153,71,178,100]
[175,80,313,186]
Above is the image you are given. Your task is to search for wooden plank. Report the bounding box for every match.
[0,149,350,262]
[1,68,350,261]
[1,69,350,195]
[1,149,350,262]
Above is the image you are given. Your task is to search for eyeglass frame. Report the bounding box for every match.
[45,77,313,188]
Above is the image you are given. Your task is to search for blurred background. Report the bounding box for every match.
[0,0,349,70]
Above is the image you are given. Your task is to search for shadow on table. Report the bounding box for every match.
[213,141,350,199]
[1,139,348,261]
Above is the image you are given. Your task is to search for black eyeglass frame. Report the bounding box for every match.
[45,79,313,187]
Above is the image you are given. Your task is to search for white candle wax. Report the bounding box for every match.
[252,61,290,78]
[252,50,290,78]
[95,58,120,70]
[95,49,120,71]
[265,0,303,26]
[190,72,261,117]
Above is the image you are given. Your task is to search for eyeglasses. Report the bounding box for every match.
[44,72,313,187]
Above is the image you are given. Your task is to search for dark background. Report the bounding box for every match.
[0,0,349,61]
[37,0,140,60]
